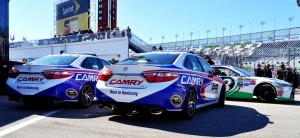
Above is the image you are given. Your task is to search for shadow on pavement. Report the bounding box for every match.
[0,95,110,127]
[108,105,270,137]
[227,97,300,106]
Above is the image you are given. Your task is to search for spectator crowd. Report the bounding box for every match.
[255,63,299,89]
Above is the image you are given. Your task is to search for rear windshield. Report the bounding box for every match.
[117,53,179,65]
[27,55,78,65]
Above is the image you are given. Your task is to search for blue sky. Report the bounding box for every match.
[9,0,300,44]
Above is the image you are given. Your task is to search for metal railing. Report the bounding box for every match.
[147,27,300,51]
[9,30,127,48]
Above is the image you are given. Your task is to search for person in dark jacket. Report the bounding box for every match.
[283,66,293,84]
[292,68,299,90]
[255,64,263,77]
[203,56,215,65]
[264,64,272,78]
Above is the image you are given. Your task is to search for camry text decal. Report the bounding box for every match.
[181,76,204,86]
[75,74,98,81]
[109,79,143,85]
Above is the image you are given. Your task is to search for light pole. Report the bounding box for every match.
[250,23,252,42]
[10,35,15,42]
[288,17,294,66]
[183,33,185,48]
[149,37,152,46]
[229,26,232,44]
[190,32,193,46]
[239,25,243,43]
[222,28,226,46]
[161,35,165,47]
[215,28,218,45]
[260,21,266,42]
[175,34,178,49]
[206,30,210,46]
[198,31,201,45]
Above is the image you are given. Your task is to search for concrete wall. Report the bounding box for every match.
[9,37,129,62]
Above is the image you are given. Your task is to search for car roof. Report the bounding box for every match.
[212,65,235,68]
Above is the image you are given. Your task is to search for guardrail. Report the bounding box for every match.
[9,30,127,48]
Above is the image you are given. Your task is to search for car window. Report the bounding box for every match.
[99,58,111,66]
[214,67,240,77]
[184,57,193,70]
[184,55,203,72]
[28,55,78,65]
[81,57,104,70]
[117,53,179,65]
[198,57,214,74]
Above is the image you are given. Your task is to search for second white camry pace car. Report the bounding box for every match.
[95,52,226,119]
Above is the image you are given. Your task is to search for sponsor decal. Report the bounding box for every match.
[110,90,138,96]
[250,79,256,85]
[109,79,143,85]
[16,86,39,91]
[170,95,183,107]
[65,88,78,99]
[237,78,243,88]
[244,83,250,86]
[212,83,218,93]
[277,90,284,96]
[75,74,98,81]
[181,76,204,86]
[17,77,44,82]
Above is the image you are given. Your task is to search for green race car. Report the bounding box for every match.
[213,65,294,102]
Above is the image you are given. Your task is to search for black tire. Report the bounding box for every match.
[181,89,197,120]
[78,84,94,108]
[256,84,276,102]
[217,86,226,107]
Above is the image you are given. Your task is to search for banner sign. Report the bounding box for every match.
[56,0,90,35]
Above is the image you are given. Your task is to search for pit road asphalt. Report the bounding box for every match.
[0,92,299,138]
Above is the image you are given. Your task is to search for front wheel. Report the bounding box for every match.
[256,84,276,102]
[181,89,197,120]
[78,84,94,108]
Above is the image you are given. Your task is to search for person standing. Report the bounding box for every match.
[264,64,272,78]
[126,26,132,39]
[283,66,293,84]
[203,56,215,65]
[255,64,263,77]
[158,45,163,51]
[292,68,299,90]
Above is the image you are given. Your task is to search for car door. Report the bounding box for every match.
[213,67,241,94]
[197,57,222,100]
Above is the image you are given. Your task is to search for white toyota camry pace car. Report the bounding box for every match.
[6,53,111,107]
[95,52,225,119]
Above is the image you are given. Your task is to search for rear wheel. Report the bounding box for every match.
[78,84,94,108]
[256,84,276,102]
[181,89,197,120]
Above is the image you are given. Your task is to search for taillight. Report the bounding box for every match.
[98,69,112,81]
[142,71,178,83]
[42,70,73,79]
[8,67,19,78]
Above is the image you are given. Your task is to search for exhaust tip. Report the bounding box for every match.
[149,107,163,115]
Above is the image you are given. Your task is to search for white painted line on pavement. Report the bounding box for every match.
[0,109,62,137]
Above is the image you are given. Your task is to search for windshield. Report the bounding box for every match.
[117,53,179,65]
[27,55,78,65]
[234,67,253,77]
